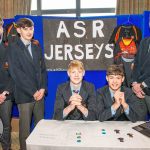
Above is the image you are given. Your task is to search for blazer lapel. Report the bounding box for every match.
[63,82,72,104]
[24,43,40,72]
[105,87,114,107]
[17,39,34,66]
[79,82,88,104]
[31,44,39,69]
[24,47,33,62]
[105,87,122,120]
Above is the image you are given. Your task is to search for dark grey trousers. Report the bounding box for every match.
[0,100,12,150]
[145,95,150,115]
[18,100,44,150]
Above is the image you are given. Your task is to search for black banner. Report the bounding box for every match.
[43,18,116,71]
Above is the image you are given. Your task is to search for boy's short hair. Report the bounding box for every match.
[68,60,85,72]
[16,18,34,28]
[106,64,124,77]
[0,17,4,26]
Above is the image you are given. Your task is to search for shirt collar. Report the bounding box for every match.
[70,82,82,94]
[20,37,31,46]
[109,87,114,98]
[109,87,121,98]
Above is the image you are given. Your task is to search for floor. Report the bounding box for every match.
[0,132,20,150]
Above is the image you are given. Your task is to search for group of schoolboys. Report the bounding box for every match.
[0,16,149,150]
[54,60,147,122]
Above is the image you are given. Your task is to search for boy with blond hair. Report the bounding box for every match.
[53,60,96,120]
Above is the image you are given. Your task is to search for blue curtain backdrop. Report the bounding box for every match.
[4,11,150,119]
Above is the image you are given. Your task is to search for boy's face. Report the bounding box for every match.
[0,24,3,36]
[17,26,34,41]
[68,67,85,85]
[106,74,124,92]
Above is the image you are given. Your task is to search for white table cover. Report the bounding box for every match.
[26,119,150,150]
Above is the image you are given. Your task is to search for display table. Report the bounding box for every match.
[26,119,150,150]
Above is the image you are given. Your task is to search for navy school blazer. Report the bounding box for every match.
[53,81,97,120]
[8,37,47,104]
[96,85,147,122]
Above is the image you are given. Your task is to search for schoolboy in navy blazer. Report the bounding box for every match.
[53,60,96,120]
[0,17,13,150]
[96,64,147,122]
[8,18,47,150]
